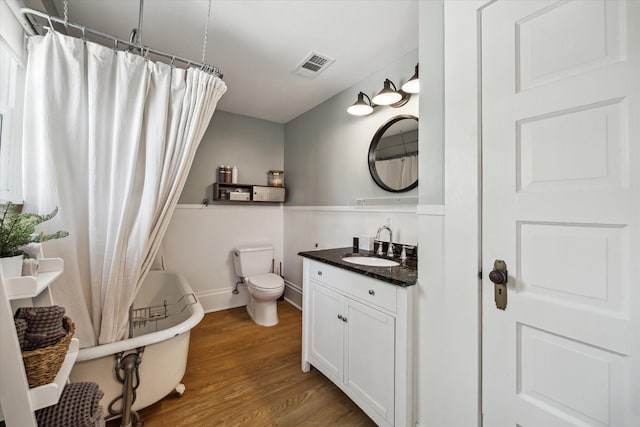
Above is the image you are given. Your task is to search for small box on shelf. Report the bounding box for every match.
[229,191,250,201]
[253,185,285,202]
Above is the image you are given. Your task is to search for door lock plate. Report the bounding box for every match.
[489,259,508,310]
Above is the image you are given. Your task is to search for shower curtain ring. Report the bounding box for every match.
[170,56,175,67]
[114,39,118,51]
[46,16,55,33]
[81,26,86,41]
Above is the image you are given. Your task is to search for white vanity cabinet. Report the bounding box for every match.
[301,258,413,427]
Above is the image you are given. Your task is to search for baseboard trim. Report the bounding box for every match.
[196,285,249,313]
[284,296,302,311]
[285,280,302,292]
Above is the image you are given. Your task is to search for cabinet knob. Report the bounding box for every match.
[342,316,348,323]
[317,271,322,276]
[368,289,375,296]
[337,314,343,320]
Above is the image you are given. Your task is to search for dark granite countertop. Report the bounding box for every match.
[298,247,417,287]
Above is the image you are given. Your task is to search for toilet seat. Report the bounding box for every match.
[248,273,284,290]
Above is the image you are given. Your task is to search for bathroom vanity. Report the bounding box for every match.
[299,248,416,427]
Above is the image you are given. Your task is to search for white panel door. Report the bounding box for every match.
[482,1,639,426]
[344,298,395,423]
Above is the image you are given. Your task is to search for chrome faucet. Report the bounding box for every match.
[375,225,394,257]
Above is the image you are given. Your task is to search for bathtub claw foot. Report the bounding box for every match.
[175,383,186,396]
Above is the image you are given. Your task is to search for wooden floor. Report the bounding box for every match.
[111,301,376,427]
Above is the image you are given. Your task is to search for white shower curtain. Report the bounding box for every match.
[375,154,418,190]
[22,31,226,346]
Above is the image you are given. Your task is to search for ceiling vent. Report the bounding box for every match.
[294,51,335,78]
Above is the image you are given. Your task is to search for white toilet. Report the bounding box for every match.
[233,246,285,327]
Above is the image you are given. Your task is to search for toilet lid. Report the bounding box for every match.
[249,273,284,290]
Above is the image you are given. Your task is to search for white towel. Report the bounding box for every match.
[22,258,39,276]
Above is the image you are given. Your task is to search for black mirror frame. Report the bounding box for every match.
[368,114,419,193]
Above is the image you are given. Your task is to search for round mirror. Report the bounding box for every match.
[368,115,418,192]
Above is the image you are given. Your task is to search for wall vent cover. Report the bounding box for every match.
[294,51,335,78]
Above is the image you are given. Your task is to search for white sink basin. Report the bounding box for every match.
[342,256,399,267]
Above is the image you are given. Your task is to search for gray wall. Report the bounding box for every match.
[284,50,421,206]
[180,110,284,204]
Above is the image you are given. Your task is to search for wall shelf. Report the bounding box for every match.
[29,338,79,411]
[213,183,286,203]
[5,258,63,300]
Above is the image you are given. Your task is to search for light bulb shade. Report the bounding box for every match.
[372,79,402,105]
[347,92,373,116]
[401,64,420,94]
[401,79,419,94]
[347,103,373,116]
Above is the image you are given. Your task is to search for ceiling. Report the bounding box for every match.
[21,0,418,124]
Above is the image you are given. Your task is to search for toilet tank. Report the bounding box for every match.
[233,246,274,278]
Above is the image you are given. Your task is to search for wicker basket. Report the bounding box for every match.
[22,316,75,388]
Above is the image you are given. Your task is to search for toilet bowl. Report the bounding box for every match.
[245,273,285,326]
[233,246,284,326]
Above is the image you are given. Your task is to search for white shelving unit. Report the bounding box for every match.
[0,258,79,427]
[4,258,63,301]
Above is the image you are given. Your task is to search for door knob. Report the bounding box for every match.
[489,259,508,310]
[489,268,507,285]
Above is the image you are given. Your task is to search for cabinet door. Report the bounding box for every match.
[308,280,343,380]
[344,298,395,423]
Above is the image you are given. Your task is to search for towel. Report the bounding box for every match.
[14,318,28,351]
[22,258,39,276]
[35,382,104,427]
[14,305,67,351]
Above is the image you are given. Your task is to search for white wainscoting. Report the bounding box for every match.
[162,204,284,313]
[163,204,423,314]
[416,207,445,427]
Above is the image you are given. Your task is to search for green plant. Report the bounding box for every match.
[0,203,69,258]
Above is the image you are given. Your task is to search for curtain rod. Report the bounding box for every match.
[19,7,223,78]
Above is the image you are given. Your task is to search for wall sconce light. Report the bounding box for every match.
[401,64,419,94]
[372,79,410,107]
[347,63,419,116]
[347,92,375,116]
